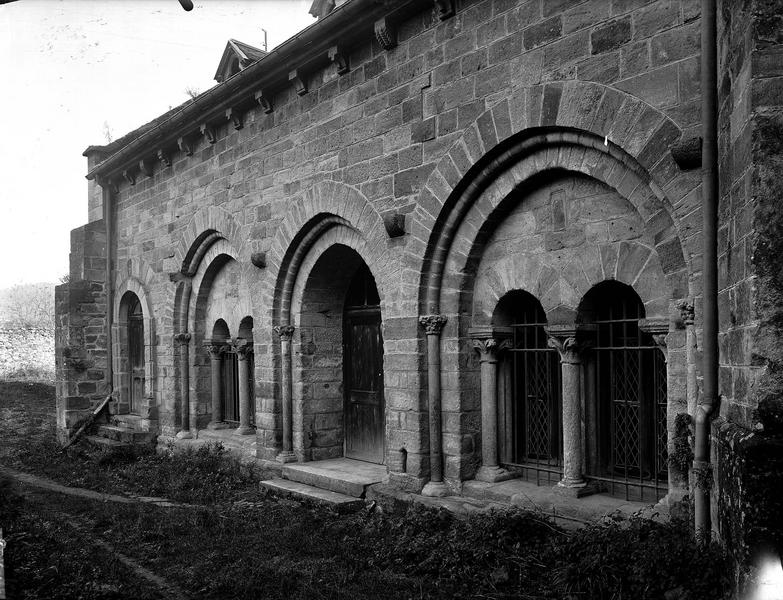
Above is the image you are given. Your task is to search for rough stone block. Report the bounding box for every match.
[591,16,631,55]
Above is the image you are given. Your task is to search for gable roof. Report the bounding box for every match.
[214,39,267,83]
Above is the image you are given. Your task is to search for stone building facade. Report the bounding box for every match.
[56,0,783,565]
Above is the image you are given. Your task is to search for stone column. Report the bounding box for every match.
[235,340,254,435]
[174,332,192,439]
[419,314,448,497]
[274,325,297,462]
[546,327,587,494]
[469,326,513,482]
[205,341,227,429]
[678,302,697,416]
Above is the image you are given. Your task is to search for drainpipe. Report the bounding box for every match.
[102,182,114,400]
[695,0,718,543]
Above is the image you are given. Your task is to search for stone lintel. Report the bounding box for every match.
[157,149,172,167]
[251,251,267,269]
[177,136,194,156]
[138,157,154,178]
[289,69,308,96]
[254,90,273,114]
[122,168,136,186]
[225,107,244,130]
[328,44,350,75]
[670,136,702,170]
[200,123,217,144]
[434,0,455,20]
[374,17,396,51]
[383,212,405,237]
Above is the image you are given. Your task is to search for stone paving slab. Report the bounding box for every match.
[261,478,366,512]
[282,458,386,498]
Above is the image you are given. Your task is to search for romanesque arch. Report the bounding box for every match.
[410,81,695,492]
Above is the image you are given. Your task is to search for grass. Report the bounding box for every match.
[0,380,735,599]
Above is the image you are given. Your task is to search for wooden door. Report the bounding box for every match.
[344,308,384,463]
[128,299,144,414]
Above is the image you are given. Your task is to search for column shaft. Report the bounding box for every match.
[560,359,585,487]
[275,325,296,462]
[236,348,253,435]
[175,333,192,439]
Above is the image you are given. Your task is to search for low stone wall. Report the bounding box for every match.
[0,326,55,380]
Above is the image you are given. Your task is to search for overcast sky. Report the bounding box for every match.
[0,0,313,289]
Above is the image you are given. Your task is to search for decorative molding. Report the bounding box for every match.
[676,300,695,326]
[177,136,194,156]
[225,107,243,130]
[250,251,267,269]
[419,314,448,336]
[234,340,254,359]
[254,90,273,114]
[639,318,669,336]
[374,17,396,51]
[157,149,172,167]
[289,69,308,96]
[434,0,455,20]
[471,337,512,361]
[200,123,217,144]
[383,212,406,237]
[122,168,136,186]
[274,324,296,342]
[204,342,228,359]
[174,332,191,345]
[670,136,702,170]
[328,45,350,75]
[138,157,154,178]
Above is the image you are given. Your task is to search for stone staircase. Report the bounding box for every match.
[85,414,155,450]
[261,457,386,513]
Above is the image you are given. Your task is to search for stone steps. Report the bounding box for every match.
[282,458,386,498]
[96,424,154,445]
[260,478,365,513]
[84,435,130,449]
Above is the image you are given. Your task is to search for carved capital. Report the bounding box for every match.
[328,45,350,75]
[254,90,273,114]
[545,331,584,364]
[204,342,227,360]
[289,69,308,96]
[419,314,448,336]
[234,341,254,360]
[471,337,512,361]
[374,17,396,51]
[139,157,154,178]
[177,136,194,156]
[274,325,296,342]
[157,149,172,167]
[174,332,191,345]
[200,123,217,144]
[225,107,243,130]
[676,300,695,326]
[434,0,455,20]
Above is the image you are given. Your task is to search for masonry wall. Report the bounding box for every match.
[713,0,783,576]
[67,0,706,485]
[55,220,109,441]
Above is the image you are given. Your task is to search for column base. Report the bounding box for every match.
[176,430,193,440]
[475,465,516,483]
[421,481,449,497]
[207,421,232,430]
[277,450,297,463]
[235,425,255,436]
[553,479,598,498]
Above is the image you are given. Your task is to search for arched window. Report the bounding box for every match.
[496,291,562,484]
[581,282,667,501]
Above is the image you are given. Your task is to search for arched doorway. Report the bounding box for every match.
[343,263,384,463]
[125,293,144,415]
[294,244,385,464]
